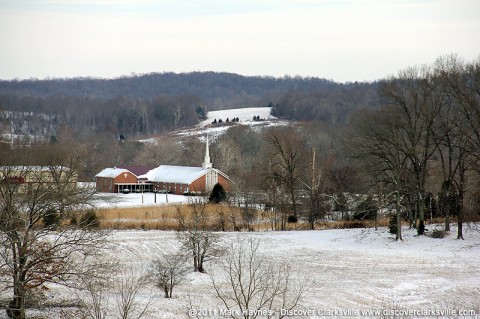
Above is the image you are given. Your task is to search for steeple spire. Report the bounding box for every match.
[203,134,212,169]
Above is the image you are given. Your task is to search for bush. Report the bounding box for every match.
[353,196,378,220]
[287,214,298,223]
[80,209,100,228]
[388,214,397,235]
[209,183,227,203]
[43,208,61,229]
[340,221,366,229]
[430,229,448,239]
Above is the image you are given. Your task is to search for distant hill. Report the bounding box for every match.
[0,72,338,110]
[0,72,380,140]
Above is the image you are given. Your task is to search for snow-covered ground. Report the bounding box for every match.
[111,226,480,319]
[171,106,289,141]
[12,224,480,318]
[93,192,190,208]
[199,106,277,127]
[12,188,480,318]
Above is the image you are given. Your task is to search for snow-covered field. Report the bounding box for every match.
[199,107,277,127]
[111,226,480,318]
[170,106,289,140]
[93,192,190,208]
[13,224,480,319]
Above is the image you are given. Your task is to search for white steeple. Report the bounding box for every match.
[203,134,213,169]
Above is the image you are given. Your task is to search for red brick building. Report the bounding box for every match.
[94,138,232,194]
[95,168,146,193]
[139,165,232,195]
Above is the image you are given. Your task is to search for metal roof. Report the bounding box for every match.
[139,165,209,184]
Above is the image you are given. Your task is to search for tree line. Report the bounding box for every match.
[0,72,379,140]
[346,54,480,240]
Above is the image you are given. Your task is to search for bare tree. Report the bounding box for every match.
[213,136,242,176]
[380,66,446,235]
[434,54,480,239]
[134,102,151,135]
[264,127,306,224]
[211,238,306,319]
[77,278,109,319]
[113,266,152,319]
[0,160,107,319]
[175,200,222,273]
[151,253,188,298]
[347,107,410,241]
[299,147,331,230]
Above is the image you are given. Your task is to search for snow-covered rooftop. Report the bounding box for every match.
[95,168,133,178]
[140,165,209,184]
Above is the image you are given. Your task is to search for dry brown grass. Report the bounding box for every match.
[97,203,255,230]
[94,203,400,232]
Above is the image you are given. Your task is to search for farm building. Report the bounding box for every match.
[0,166,76,185]
[95,138,232,194]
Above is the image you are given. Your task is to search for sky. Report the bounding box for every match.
[0,0,479,83]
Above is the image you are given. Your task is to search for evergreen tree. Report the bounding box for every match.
[209,183,227,203]
[353,195,377,220]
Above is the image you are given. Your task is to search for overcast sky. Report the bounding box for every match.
[1,0,479,82]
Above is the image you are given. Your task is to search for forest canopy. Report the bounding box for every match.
[0,72,379,138]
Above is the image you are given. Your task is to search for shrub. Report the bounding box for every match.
[430,229,448,239]
[287,214,298,223]
[353,196,378,220]
[209,183,227,203]
[80,209,100,228]
[388,214,397,235]
[43,208,61,229]
[340,221,366,229]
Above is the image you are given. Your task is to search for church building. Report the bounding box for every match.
[95,137,232,195]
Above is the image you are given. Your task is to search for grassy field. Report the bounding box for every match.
[95,203,394,231]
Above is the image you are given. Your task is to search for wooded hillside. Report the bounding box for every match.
[0,72,379,138]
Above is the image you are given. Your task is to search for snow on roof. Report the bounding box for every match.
[117,166,157,176]
[140,165,209,184]
[95,168,133,178]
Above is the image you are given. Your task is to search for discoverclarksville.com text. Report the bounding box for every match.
[188,307,478,318]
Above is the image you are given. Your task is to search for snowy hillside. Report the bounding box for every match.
[171,106,288,140]
[14,225,480,318]
[199,106,277,127]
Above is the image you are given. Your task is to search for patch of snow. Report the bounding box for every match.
[200,106,276,127]
[95,167,132,178]
[137,137,158,145]
[93,192,191,208]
